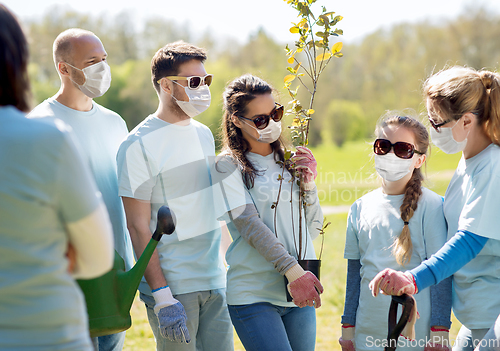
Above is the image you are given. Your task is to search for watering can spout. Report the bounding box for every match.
[117,206,177,315]
[78,206,176,337]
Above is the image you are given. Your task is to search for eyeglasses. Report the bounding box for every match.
[157,74,213,89]
[428,116,453,133]
[237,103,284,129]
[373,139,423,159]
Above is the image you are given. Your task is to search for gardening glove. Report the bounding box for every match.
[152,286,191,344]
[291,146,317,191]
[285,263,323,308]
[424,328,450,351]
[339,325,356,351]
[369,268,417,297]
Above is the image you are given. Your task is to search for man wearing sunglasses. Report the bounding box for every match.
[117,41,233,351]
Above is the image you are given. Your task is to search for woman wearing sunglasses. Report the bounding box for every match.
[370,66,500,351]
[211,74,324,351]
[340,113,452,351]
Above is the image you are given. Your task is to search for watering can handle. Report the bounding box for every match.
[384,294,414,351]
[152,206,176,241]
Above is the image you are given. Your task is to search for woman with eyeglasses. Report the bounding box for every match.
[370,66,500,351]
[210,74,324,351]
[339,112,451,351]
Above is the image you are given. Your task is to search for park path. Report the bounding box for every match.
[322,205,350,215]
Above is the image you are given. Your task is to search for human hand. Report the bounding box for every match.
[66,243,76,273]
[292,146,317,190]
[339,325,356,351]
[369,268,417,297]
[285,264,323,308]
[424,328,450,351]
[153,286,191,343]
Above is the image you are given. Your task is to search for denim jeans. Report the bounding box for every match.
[228,302,316,351]
[91,331,126,351]
[453,326,489,351]
[141,289,233,351]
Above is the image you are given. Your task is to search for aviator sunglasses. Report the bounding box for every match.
[373,138,423,159]
[158,74,213,90]
[237,103,284,130]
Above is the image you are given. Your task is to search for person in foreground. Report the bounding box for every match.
[0,5,114,350]
[340,112,452,351]
[370,66,500,351]
[117,41,233,351]
[211,74,324,351]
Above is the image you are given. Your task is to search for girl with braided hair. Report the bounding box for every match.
[340,112,452,351]
[370,66,500,351]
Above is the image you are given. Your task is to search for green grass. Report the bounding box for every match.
[124,140,463,350]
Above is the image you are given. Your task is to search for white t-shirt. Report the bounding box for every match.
[211,152,323,306]
[344,187,447,351]
[0,106,107,350]
[28,98,135,270]
[444,143,500,329]
[117,115,226,295]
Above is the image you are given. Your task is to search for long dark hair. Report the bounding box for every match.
[375,113,429,266]
[220,74,288,189]
[0,5,31,112]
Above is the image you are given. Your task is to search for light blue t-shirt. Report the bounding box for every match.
[28,98,134,270]
[344,187,448,351]
[444,143,500,329]
[211,152,323,307]
[117,115,226,295]
[0,106,101,350]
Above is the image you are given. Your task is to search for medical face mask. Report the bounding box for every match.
[375,153,413,182]
[66,61,111,98]
[242,118,282,143]
[171,82,211,118]
[430,119,469,154]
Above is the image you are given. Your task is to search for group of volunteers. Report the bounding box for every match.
[1,3,500,351]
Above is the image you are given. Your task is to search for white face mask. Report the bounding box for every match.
[66,61,111,98]
[375,153,413,182]
[430,119,468,154]
[242,118,282,143]
[171,82,211,118]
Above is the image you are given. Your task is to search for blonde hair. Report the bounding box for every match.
[424,66,500,145]
[375,112,429,266]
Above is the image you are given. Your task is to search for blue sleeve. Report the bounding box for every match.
[410,231,488,292]
[341,259,361,325]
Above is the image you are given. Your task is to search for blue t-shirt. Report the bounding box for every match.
[117,115,226,295]
[443,143,500,329]
[0,106,101,350]
[28,98,134,270]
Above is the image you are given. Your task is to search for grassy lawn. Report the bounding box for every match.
[124,140,463,350]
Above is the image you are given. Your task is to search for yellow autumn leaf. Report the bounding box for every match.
[307,109,315,115]
[287,56,295,64]
[290,26,300,34]
[315,52,332,61]
[332,42,343,53]
[284,74,296,83]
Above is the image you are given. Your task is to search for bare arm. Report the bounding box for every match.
[122,197,167,290]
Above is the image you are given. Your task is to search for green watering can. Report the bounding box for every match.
[77,206,175,338]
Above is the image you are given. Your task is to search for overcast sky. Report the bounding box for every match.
[5,0,499,44]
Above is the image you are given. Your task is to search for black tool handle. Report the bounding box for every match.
[152,206,176,241]
[384,294,415,351]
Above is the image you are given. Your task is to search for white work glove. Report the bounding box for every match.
[339,325,356,351]
[152,286,191,344]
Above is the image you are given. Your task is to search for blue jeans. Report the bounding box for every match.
[141,289,233,351]
[91,331,126,351]
[453,326,489,351]
[228,302,316,351]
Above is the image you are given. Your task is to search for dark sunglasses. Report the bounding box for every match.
[237,103,284,130]
[428,116,453,133]
[159,74,213,89]
[374,138,423,159]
